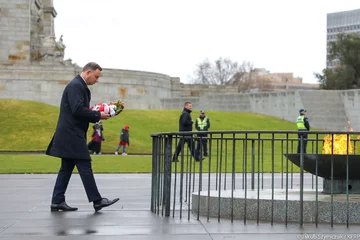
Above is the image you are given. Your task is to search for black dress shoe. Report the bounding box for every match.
[93,198,120,212]
[195,157,205,162]
[50,202,78,212]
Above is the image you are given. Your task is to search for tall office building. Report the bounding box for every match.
[326,8,360,67]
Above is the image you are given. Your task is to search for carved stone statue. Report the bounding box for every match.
[39,35,66,61]
[55,35,66,51]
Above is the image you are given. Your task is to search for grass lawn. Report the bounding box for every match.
[1,99,354,174]
[0,153,302,174]
[0,99,301,154]
[0,154,152,174]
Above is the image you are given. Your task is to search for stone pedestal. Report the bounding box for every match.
[192,189,360,224]
[323,179,360,194]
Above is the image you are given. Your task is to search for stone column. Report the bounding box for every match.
[0,0,31,65]
[30,0,44,61]
[42,0,57,37]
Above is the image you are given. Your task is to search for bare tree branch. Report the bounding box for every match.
[254,75,272,92]
[191,57,251,86]
[235,61,254,93]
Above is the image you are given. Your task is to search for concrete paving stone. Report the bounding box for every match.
[1,224,208,236]
[10,215,201,228]
[0,220,15,229]
[200,217,360,234]
[1,173,359,239]
[0,235,212,240]
[211,234,300,240]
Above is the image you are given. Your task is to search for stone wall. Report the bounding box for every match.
[0,63,78,105]
[0,0,31,65]
[0,61,249,109]
[2,60,360,131]
[88,68,175,109]
[161,90,360,131]
[0,64,176,109]
[177,84,238,97]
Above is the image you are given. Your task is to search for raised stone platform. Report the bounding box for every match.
[192,189,360,224]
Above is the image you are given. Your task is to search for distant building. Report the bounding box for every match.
[327,8,360,67]
[230,68,319,92]
[251,68,318,91]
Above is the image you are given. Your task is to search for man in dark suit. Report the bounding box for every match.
[46,62,119,212]
[172,102,204,162]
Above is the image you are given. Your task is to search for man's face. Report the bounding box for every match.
[200,113,205,117]
[84,69,102,85]
[185,103,192,110]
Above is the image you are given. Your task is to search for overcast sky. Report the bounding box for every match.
[53,0,359,84]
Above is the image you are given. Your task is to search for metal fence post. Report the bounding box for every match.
[151,136,158,213]
[251,139,255,190]
[299,134,304,227]
[163,135,173,217]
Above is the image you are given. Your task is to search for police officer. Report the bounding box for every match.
[195,110,210,157]
[296,109,310,153]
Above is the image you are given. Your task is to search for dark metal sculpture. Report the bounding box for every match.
[285,154,360,193]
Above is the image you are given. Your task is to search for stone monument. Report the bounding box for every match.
[0,0,176,108]
[0,0,72,66]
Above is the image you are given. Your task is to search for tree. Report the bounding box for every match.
[315,67,356,90]
[191,57,253,86]
[253,75,273,92]
[315,33,360,89]
[233,61,254,93]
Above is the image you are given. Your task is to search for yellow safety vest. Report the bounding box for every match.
[197,117,208,130]
[296,116,306,130]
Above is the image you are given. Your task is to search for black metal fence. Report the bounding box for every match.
[150,130,360,227]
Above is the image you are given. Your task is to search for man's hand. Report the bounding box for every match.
[100,112,111,120]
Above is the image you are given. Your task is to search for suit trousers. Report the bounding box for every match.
[297,132,308,154]
[52,158,102,204]
[173,137,198,160]
[196,137,208,156]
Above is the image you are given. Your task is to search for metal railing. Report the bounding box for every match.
[150,130,360,227]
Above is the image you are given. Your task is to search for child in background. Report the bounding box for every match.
[115,125,130,156]
[88,121,104,154]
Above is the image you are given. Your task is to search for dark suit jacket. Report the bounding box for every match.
[179,108,193,132]
[46,75,101,160]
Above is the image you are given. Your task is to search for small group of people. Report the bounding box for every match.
[172,102,311,162]
[172,101,210,162]
[87,122,130,156]
[87,121,104,154]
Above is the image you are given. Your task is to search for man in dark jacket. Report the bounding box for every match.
[195,110,210,157]
[172,102,203,162]
[46,62,119,212]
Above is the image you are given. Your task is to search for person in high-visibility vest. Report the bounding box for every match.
[296,109,310,153]
[195,110,211,157]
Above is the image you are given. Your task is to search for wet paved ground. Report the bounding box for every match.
[0,174,360,240]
